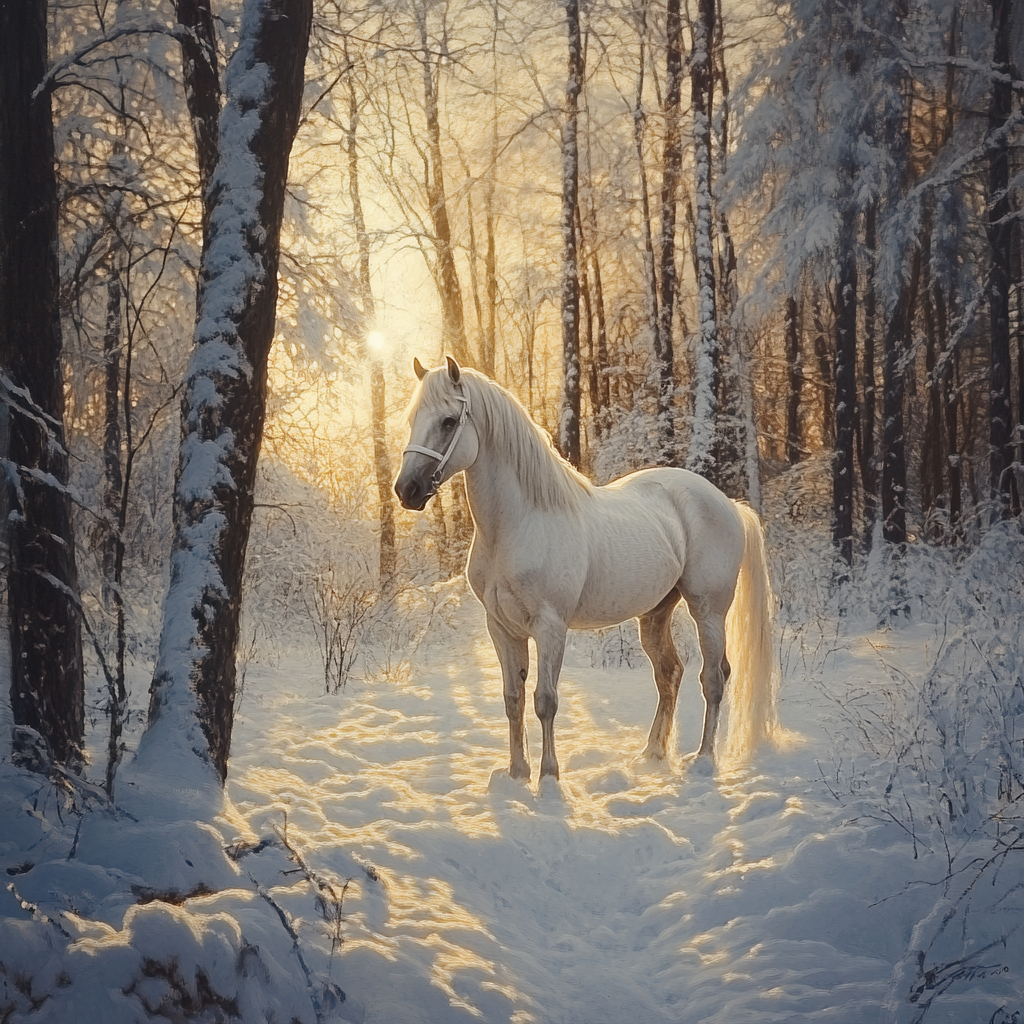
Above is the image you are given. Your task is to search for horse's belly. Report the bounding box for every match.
[569,553,682,629]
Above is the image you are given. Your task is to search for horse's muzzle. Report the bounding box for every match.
[394,473,431,511]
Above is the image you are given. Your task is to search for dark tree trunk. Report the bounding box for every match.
[832,232,857,567]
[920,211,945,532]
[145,0,312,783]
[785,296,802,465]
[859,203,878,541]
[632,0,659,383]
[347,77,395,587]
[417,7,468,364]
[812,297,834,448]
[987,0,1014,514]
[882,251,922,546]
[655,0,682,441]
[558,0,583,468]
[0,0,85,768]
[102,274,124,595]
[173,0,220,214]
[482,5,500,378]
[687,0,720,478]
[934,281,962,538]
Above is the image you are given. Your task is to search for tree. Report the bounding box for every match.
[558,0,584,468]
[345,61,396,586]
[686,0,720,479]
[415,1,470,364]
[137,0,313,786]
[1,0,85,768]
[986,0,1015,515]
[655,0,683,449]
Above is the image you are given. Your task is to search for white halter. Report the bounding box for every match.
[403,387,471,496]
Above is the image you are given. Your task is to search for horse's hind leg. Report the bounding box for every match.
[684,593,732,761]
[487,615,531,780]
[639,589,683,760]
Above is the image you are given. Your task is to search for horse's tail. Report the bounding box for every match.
[722,501,780,763]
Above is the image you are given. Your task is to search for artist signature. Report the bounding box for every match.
[988,1007,1021,1024]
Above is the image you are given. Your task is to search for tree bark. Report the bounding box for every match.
[416,6,469,364]
[0,0,85,768]
[143,0,312,784]
[785,296,802,465]
[920,209,945,531]
[832,227,857,567]
[686,0,720,479]
[347,75,396,587]
[987,0,1014,514]
[859,203,878,542]
[558,0,583,468]
[882,251,921,546]
[173,0,220,212]
[655,0,681,443]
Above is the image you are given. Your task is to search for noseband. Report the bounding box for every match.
[403,387,471,498]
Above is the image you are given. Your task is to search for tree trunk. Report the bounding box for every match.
[416,6,469,364]
[0,0,85,769]
[655,0,681,443]
[920,210,945,533]
[987,0,1014,514]
[936,287,962,536]
[482,2,500,378]
[558,0,583,468]
[686,0,720,479]
[859,203,878,542]
[812,297,834,448]
[832,229,857,567]
[173,0,220,218]
[347,76,396,587]
[592,251,610,418]
[141,0,312,785]
[882,250,921,546]
[785,296,802,465]
[632,2,659,373]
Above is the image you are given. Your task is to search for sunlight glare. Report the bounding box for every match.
[367,330,386,352]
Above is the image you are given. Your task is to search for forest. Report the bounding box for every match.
[1,0,1023,1022]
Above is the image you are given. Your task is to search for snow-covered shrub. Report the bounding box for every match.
[810,521,1024,1023]
[306,556,378,693]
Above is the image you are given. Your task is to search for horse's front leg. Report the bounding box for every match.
[533,611,568,779]
[486,615,531,780]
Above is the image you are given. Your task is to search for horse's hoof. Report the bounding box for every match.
[639,745,667,764]
[683,753,715,778]
[509,764,531,782]
[538,774,565,802]
[489,769,530,795]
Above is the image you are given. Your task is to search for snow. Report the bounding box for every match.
[2,523,1022,1022]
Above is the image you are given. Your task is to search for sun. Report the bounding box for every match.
[367,330,386,352]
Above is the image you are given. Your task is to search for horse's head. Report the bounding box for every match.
[394,355,479,511]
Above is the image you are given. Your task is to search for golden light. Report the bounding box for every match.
[367,330,386,352]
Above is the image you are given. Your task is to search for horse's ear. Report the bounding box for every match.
[413,357,428,381]
[446,355,461,384]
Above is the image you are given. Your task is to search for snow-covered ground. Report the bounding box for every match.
[1,525,1022,1023]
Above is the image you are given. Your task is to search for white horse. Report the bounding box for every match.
[395,357,778,780]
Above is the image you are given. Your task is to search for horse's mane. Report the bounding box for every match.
[418,367,593,513]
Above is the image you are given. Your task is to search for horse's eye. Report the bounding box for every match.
[441,417,457,430]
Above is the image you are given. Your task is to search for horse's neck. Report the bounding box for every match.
[462,440,532,542]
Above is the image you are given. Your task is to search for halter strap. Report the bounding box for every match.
[403,388,471,495]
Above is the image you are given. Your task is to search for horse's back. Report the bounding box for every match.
[607,467,745,606]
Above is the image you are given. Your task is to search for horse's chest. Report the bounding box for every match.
[468,536,582,634]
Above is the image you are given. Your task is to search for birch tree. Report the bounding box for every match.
[558,0,584,468]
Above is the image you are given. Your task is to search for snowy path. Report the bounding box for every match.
[225,604,980,1024]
